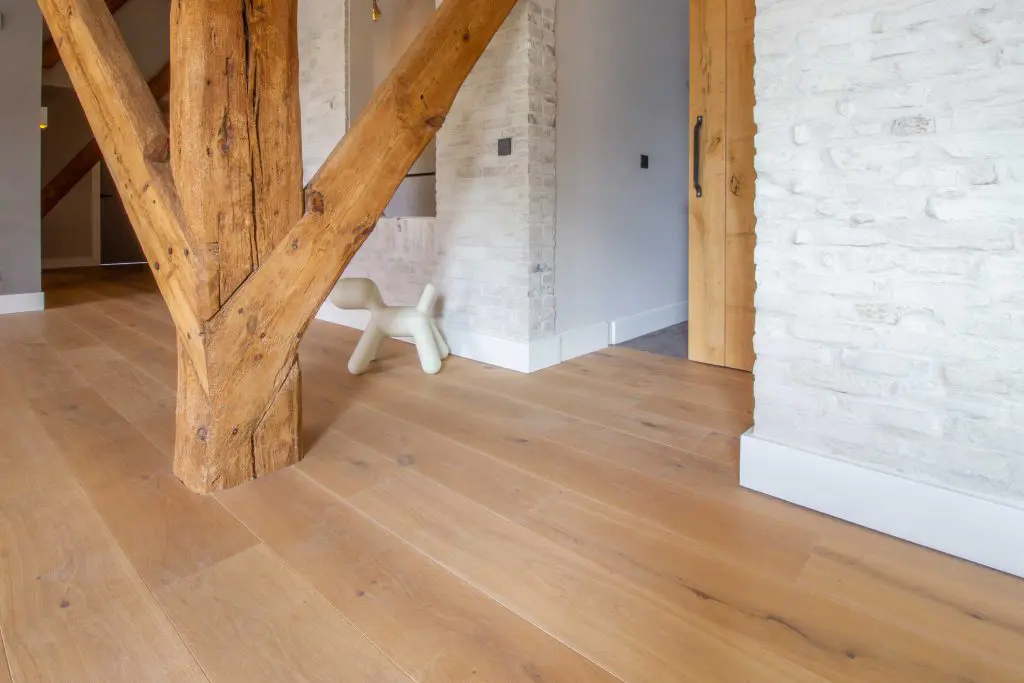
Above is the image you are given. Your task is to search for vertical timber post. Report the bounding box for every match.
[171,0,304,492]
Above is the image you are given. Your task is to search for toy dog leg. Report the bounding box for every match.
[430,320,450,359]
[410,317,443,375]
[349,321,385,375]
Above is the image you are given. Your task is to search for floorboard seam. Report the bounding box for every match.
[211,491,419,683]
[297,467,631,683]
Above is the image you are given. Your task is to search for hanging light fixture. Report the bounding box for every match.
[39,106,48,130]
[372,0,382,21]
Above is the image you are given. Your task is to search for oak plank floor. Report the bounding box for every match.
[0,265,1020,681]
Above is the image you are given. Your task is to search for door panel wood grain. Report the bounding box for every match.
[689,0,756,372]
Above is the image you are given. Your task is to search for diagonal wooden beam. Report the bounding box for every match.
[41,63,170,218]
[204,0,520,444]
[42,0,131,69]
[40,0,518,493]
[36,0,214,392]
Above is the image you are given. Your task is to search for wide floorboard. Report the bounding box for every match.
[0,266,1022,682]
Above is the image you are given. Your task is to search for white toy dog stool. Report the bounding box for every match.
[329,278,450,375]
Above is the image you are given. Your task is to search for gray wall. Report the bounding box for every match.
[41,85,97,267]
[40,0,168,269]
[555,0,689,336]
[43,0,170,88]
[349,0,436,217]
[0,0,42,296]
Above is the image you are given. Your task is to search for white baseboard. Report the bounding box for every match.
[559,321,610,362]
[0,292,45,316]
[315,303,608,373]
[43,256,100,270]
[611,302,688,344]
[740,432,1024,579]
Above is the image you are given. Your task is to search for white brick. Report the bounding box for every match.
[793,364,900,399]
[322,0,557,344]
[754,0,1024,503]
[841,398,945,437]
[884,223,1015,251]
[839,349,931,378]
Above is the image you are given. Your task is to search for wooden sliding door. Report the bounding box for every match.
[689,0,756,372]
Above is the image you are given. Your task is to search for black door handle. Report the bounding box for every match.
[693,115,703,199]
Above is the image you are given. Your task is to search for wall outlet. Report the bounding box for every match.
[641,154,650,169]
[498,137,512,157]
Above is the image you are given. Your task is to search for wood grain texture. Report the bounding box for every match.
[348,473,828,683]
[689,0,728,366]
[219,470,623,683]
[253,358,302,476]
[0,361,204,682]
[41,0,131,68]
[41,63,170,218]
[0,639,10,683]
[36,0,212,385]
[168,0,305,491]
[206,0,521,446]
[156,545,413,683]
[521,494,1022,683]
[301,364,812,581]
[1,268,1021,682]
[41,0,515,492]
[724,0,757,371]
[0,490,206,682]
[690,0,756,371]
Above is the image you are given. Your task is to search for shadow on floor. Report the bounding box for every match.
[618,322,688,360]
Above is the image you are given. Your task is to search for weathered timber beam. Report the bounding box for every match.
[206,0,520,433]
[39,0,518,494]
[42,0,131,69]
[41,63,171,218]
[170,0,305,492]
[36,0,213,393]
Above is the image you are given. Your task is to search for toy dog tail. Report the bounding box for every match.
[417,284,438,315]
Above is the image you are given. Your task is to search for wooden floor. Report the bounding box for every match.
[1,267,1023,682]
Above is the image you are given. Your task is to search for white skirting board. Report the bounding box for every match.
[316,302,609,373]
[611,302,688,344]
[559,321,610,362]
[0,292,45,316]
[740,431,1024,579]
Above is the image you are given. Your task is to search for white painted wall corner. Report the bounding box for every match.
[740,431,1024,579]
[0,292,45,316]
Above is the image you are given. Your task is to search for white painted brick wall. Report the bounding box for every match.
[434,0,558,342]
[311,0,557,344]
[299,0,348,184]
[753,0,1024,506]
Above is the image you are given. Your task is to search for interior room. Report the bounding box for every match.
[1,0,1023,681]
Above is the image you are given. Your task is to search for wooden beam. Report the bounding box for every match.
[170,0,305,491]
[206,0,520,441]
[41,63,170,218]
[36,0,213,391]
[42,0,131,69]
[39,0,517,493]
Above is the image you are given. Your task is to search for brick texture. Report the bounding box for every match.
[753,0,1024,505]
[298,0,348,184]
[336,0,557,344]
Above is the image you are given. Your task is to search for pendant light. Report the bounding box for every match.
[372,0,382,21]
